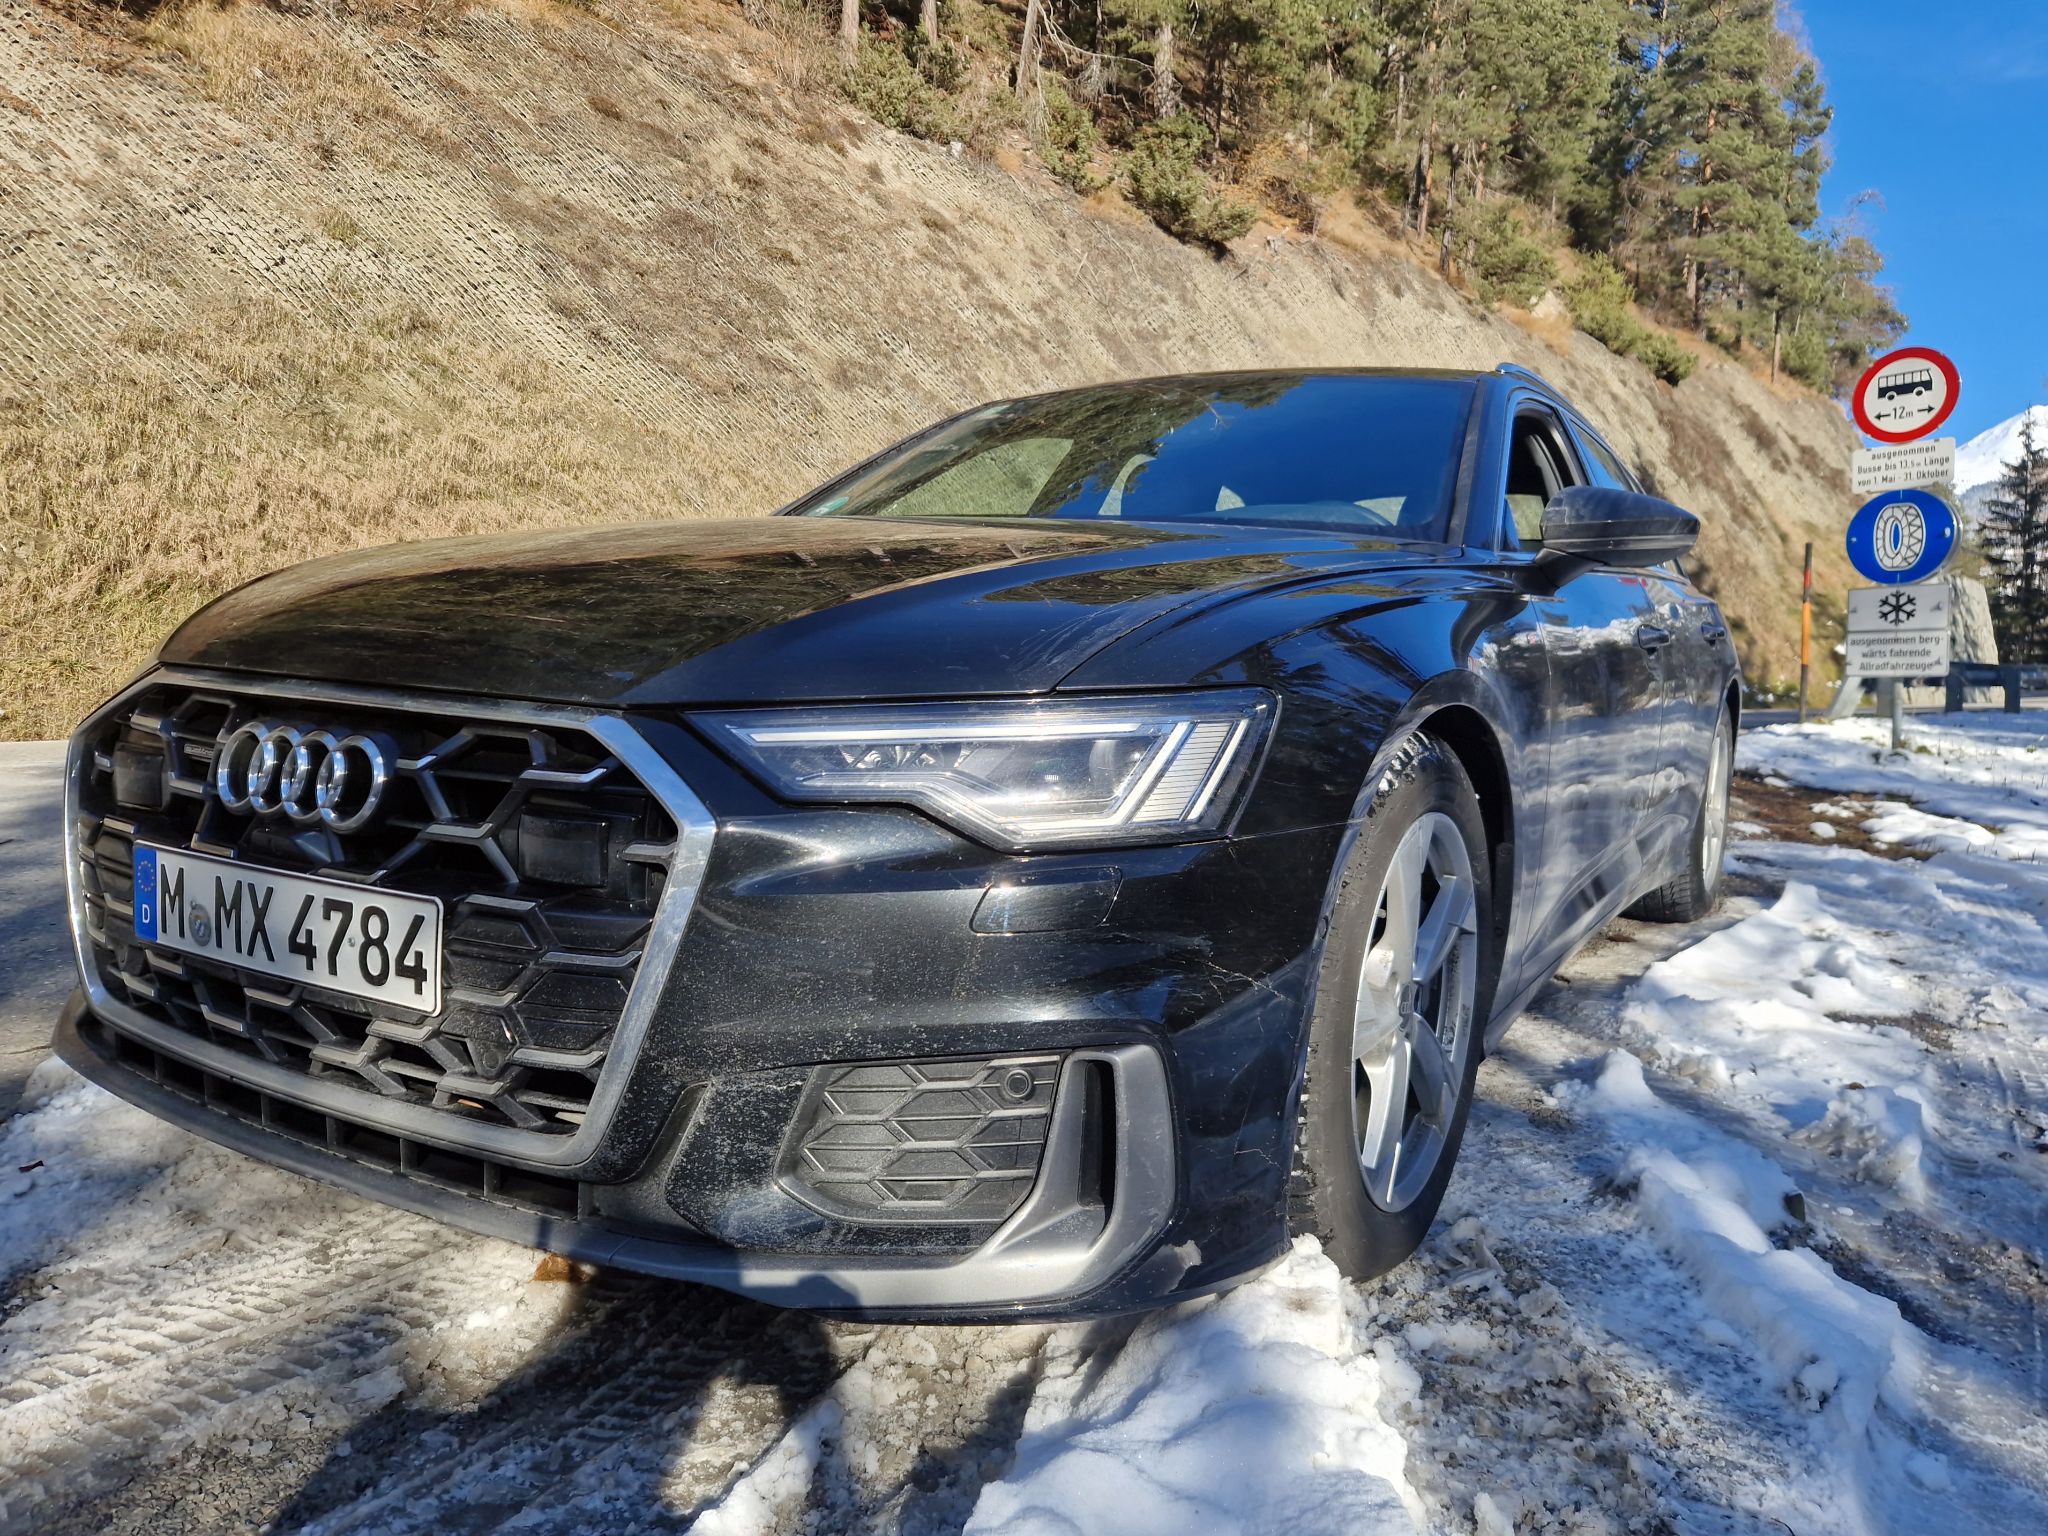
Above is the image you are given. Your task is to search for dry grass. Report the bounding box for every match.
[733,0,839,96]
[1499,300,1576,354]
[136,0,410,150]
[3,0,1862,738]
[0,290,696,735]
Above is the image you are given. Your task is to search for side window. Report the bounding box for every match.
[1500,411,1583,552]
[1573,426,1640,494]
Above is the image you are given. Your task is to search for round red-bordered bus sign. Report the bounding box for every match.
[1852,346,1960,444]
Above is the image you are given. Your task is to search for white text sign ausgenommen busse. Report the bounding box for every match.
[1846,581,1951,678]
[1851,437,1956,496]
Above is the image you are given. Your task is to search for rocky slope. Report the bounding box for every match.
[0,0,1862,735]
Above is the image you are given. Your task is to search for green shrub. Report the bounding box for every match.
[1633,330,1696,384]
[1450,202,1556,307]
[1124,116,1255,248]
[1564,254,1692,385]
[1037,77,1105,194]
[904,29,967,93]
[844,37,959,142]
[1562,253,1636,347]
[1778,327,1832,391]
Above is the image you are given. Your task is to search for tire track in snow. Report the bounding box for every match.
[2,1202,421,1403]
[3,1219,487,1509]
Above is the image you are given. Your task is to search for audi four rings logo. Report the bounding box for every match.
[214,722,394,832]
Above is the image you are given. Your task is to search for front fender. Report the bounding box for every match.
[1069,572,1552,1025]
[1066,573,1542,834]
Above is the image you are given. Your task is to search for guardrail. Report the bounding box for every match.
[1830,663,2048,718]
[1939,663,2048,713]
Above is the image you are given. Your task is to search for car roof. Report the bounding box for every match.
[995,366,1549,414]
[986,363,1618,461]
[1012,366,1492,392]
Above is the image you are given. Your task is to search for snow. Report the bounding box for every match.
[6,713,2048,1533]
[693,1397,844,1536]
[1954,403,2048,495]
[1566,1048,1930,1517]
[1739,713,2048,859]
[965,1239,1422,1536]
[1619,876,1927,1129]
[0,1055,195,1276]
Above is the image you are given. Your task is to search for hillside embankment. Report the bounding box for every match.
[0,0,1862,735]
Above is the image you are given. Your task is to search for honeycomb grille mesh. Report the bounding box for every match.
[74,684,677,1137]
[784,1055,1060,1224]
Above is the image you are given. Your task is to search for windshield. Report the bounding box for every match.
[792,374,1477,540]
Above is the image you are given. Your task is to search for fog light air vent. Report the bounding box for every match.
[783,1054,1061,1225]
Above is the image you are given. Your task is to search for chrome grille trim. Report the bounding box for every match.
[65,666,717,1170]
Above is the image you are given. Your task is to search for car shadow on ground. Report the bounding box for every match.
[261,1270,846,1534]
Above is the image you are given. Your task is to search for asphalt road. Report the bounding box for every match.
[0,741,67,1122]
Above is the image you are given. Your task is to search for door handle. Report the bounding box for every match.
[1635,623,1672,652]
[1700,621,1728,642]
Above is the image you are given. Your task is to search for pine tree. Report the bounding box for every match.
[827,0,1907,385]
[1984,417,2048,660]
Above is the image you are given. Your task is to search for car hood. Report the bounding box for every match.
[160,517,1442,707]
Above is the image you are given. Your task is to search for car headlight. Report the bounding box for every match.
[694,691,1275,850]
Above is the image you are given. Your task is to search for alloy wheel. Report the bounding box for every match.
[1701,716,1732,883]
[1351,811,1480,1213]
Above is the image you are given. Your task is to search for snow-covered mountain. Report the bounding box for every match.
[1956,405,2048,518]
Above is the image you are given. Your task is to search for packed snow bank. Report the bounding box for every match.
[1618,875,1939,1198]
[1565,1051,1931,1532]
[1796,1084,1935,1203]
[965,1239,1422,1536]
[1739,716,2048,860]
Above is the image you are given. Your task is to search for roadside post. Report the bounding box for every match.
[1837,346,1963,748]
[1799,542,1813,725]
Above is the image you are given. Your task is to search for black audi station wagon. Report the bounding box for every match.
[58,365,1738,1319]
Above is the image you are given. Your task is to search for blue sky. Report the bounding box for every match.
[1791,0,2047,441]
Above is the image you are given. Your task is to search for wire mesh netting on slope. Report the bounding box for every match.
[2,0,1861,735]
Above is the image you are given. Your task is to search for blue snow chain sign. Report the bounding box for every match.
[1846,487,1958,586]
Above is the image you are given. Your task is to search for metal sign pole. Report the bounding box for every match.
[1891,678,1905,753]
[1799,542,1813,725]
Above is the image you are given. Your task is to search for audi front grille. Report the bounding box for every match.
[66,672,713,1164]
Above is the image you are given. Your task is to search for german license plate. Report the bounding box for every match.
[133,844,443,1013]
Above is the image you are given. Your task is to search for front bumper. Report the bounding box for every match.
[59,994,1209,1317]
[62,672,1340,1319]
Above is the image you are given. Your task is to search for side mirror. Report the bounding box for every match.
[1540,485,1699,569]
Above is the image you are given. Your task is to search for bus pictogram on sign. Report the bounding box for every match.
[1852,347,1960,444]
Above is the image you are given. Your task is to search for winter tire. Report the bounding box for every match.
[1291,733,1497,1280]
[1626,707,1733,924]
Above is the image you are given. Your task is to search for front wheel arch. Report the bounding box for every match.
[1286,729,1499,1276]
[1409,704,1515,975]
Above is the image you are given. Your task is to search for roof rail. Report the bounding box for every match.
[1493,362,1559,392]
